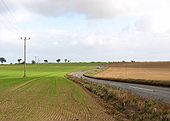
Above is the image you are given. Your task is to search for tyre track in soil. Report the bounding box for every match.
[65,81,115,121]
[54,81,92,121]
[0,77,115,121]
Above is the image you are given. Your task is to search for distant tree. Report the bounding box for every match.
[56,59,61,63]
[17,59,22,64]
[0,57,6,64]
[31,60,36,64]
[131,60,135,63]
[21,61,25,64]
[44,60,48,63]
[64,59,67,63]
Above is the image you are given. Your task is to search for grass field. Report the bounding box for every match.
[87,62,170,86]
[0,63,114,121]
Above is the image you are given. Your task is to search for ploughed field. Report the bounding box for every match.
[94,62,170,86]
[0,63,114,121]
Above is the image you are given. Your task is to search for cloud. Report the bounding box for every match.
[9,0,169,19]
[1,25,170,63]
[3,0,170,33]
[1,0,170,62]
[13,0,170,33]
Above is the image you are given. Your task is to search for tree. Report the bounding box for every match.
[64,59,67,63]
[44,60,48,63]
[31,60,36,64]
[56,59,61,63]
[131,60,135,63]
[17,59,22,64]
[0,57,6,64]
[21,61,25,64]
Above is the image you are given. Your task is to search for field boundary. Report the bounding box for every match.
[66,73,170,121]
[84,72,170,87]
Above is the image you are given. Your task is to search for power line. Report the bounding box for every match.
[0,14,14,31]
[0,14,20,33]
[0,0,24,35]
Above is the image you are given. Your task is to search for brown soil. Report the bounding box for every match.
[0,77,115,121]
[96,62,170,81]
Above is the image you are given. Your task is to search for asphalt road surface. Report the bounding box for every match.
[72,71,170,104]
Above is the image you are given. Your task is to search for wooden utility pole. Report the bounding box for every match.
[21,37,30,78]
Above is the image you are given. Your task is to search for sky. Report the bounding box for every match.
[0,0,170,63]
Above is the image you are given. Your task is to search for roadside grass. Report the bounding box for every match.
[66,74,170,121]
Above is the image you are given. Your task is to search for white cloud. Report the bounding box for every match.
[1,0,170,62]
[10,0,169,18]
[1,25,170,62]
[3,0,170,33]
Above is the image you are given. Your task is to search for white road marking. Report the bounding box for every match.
[129,86,154,92]
[111,83,122,87]
[72,72,170,103]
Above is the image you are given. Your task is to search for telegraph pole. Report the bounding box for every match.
[21,37,30,78]
[35,56,38,64]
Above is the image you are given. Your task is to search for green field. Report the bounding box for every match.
[0,63,113,121]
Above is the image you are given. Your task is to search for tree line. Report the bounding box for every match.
[43,59,70,64]
[0,57,70,64]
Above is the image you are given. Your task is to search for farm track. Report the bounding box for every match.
[0,76,115,121]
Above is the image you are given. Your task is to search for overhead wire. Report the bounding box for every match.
[0,14,15,32]
[0,13,20,34]
[0,0,25,36]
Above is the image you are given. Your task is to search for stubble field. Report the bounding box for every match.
[93,62,170,86]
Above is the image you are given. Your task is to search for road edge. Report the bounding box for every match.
[65,73,170,121]
[84,70,170,88]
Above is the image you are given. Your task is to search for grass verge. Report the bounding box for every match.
[66,73,170,121]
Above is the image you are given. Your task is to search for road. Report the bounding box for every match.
[72,71,170,104]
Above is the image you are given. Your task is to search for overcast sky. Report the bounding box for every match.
[0,0,170,63]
